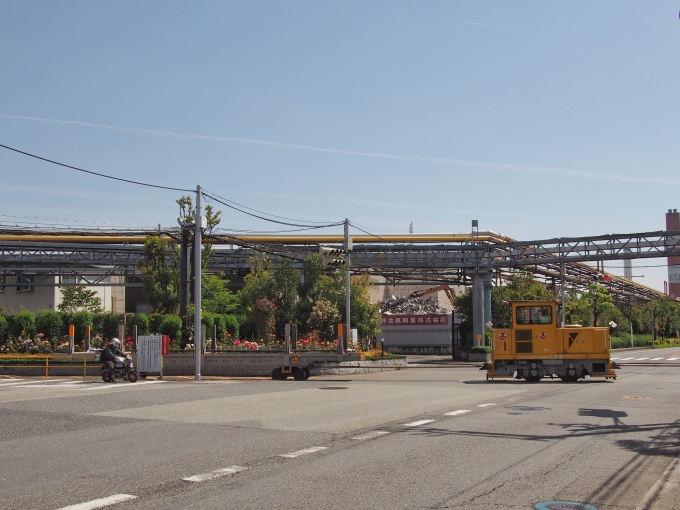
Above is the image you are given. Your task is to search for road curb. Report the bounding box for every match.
[635,454,680,510]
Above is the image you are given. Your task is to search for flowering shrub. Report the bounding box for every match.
[252,298,276,341]
[308,299,341,341]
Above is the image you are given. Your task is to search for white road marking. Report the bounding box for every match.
[477,403,496,407]
[635,358,649,360]
[445,410,471,416]
[279,446,328,458]
[666,357,679,361]
[57,380,84,385]
[402,419,435,427]
[183,465,247,482]
[610,357,620,360]
[651,357,664,360]
[619,357,635,360]
[351,430,390,440]
[0,380,43,387]
[57,494,138,510]
[79,381,165,390]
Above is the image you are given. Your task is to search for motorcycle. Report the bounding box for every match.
[94,352,138,383]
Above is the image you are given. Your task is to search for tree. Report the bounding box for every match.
[139,235,179,313]
[58,286,103,313]
[346,274,381,347]
[176,194,222,269]
[581,284,616,327]
[202,274,240,315]
[271,259,299,338]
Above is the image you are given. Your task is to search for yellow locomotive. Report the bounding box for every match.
[486,300,617,382]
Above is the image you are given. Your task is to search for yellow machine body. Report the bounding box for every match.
[486,301,617,382]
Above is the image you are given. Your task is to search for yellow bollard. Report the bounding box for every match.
[45,356,49,379]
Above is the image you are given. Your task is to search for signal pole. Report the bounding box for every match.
[194,185,202,381]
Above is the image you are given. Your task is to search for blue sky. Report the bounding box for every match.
[1,1,678,290]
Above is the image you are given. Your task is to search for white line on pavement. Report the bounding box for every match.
[610,357,620,360]
[183,466,247,482]
[477,403,496,407]
[635,358,649,360]
[445,410,471,416]
[651,357,664,360]
[279,446,328,458]
[0,381,43,387]
[351,431,390,440]
[79,381,165,390]
[667,357,679,361]
[620,357,635,360]
[402,419,435,427]
[57,494,138,510]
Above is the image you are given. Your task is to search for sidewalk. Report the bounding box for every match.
[406,355,482,367]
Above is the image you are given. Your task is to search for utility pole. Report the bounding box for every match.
[343,218,351,354]
[194,185,202,381]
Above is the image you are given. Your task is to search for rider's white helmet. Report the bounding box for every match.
[111,338,121,347]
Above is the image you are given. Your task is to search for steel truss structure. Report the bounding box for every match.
[1,229,679,304]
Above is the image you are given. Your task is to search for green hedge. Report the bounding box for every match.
[127,314,150,336]
[12,311,36,338]
[36,310,62,342]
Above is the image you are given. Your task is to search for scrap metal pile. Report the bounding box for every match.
[380,295,449,315]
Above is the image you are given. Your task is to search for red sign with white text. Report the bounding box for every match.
[162,335,171,355]
[380,315,448,326]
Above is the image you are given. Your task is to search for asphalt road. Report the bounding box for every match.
[1,349,679,510]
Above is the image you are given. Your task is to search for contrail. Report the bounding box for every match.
[460,20,550,37]
[1,113,677,186]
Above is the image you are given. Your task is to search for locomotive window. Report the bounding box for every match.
[516,306,552,325]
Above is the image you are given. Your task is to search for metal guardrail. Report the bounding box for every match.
[0,354,96,379]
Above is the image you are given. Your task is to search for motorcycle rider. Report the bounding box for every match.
[102,338,126,383]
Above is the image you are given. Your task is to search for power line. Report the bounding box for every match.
[0,143,193,192]
[202,191,344,229]
[202,188,338,225]
[350,222,395,244]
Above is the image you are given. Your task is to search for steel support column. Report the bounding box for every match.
[472,273,485,347]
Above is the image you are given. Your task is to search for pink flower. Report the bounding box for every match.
[233,340,241,346]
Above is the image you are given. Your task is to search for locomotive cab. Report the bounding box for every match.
[487,300,616,382]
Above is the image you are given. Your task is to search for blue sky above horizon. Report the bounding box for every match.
[1,1,678,291]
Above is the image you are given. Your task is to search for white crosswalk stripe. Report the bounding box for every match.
[651,357,664,360]
[445,410,471,416]
[667,357,679,361]
[279,446,327,458]
[57,494,137,510]
[183,466,247,482]
[352,430,390,440]
[403,419,435,427]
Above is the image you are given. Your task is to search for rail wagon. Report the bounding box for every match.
[486,300,617,382]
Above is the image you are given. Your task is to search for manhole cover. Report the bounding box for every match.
[512,406,548,412]
[319,387,348,390]
[533,502,598,510]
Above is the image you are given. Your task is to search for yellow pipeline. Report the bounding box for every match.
[0,233,511,244]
